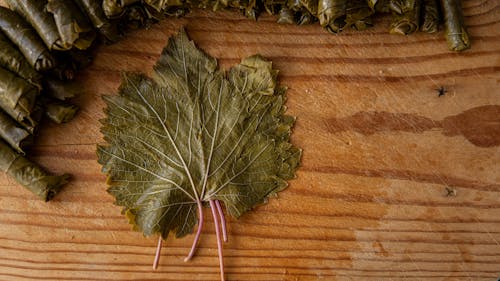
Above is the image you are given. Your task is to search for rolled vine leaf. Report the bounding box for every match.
[46,0,97,50]
[296,10,315,25]
[0,66,39,130]
[277,7,295,24]
[318,0,346,27]
[440,0,470,51]
[0,6,55,71]
[0,110,32,154]
[421,0,440,33]
[5,0,70,51]
[43,99,79,124]
[0,32,42,89]
[390,0,420,35]
[74,0,121,42]
[371,0,391,13]
[120,3,162,29]
[345,0,374,31]
[102,0,142,18]
[317,0,346,30]
[0,140,70,201]
[388,0,417,14]
[25,101,44,135]
[144,0,184,12]
[299,0,319,17]
[263,0,286,15]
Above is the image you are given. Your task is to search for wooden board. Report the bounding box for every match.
[0,1,499,280]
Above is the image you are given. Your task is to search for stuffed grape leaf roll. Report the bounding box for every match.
[0,110,32,154]
[74,0,120,42]
[0,32,42,89]
[43,99,79,124]
[0,67,39,130]
[0,6,55,71]
[0,140,69,201]
[46,0,96,50]
[5,0,70,51]
[440,0,470,51]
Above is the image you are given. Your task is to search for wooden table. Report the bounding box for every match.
[0,1,499,280]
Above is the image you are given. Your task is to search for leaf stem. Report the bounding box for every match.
[209,200,225,281]
[152,236,163,270]
[184,201,204,262]
[215,200,228,242]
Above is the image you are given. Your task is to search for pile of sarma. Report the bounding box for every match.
[0,1,90,201]
[97,0,470,51]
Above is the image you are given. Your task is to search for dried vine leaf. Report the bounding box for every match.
[97,28,301,279]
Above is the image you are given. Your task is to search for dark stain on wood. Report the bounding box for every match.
[325,105,500,147]
[442,105,500,148]
[325,111,438,135]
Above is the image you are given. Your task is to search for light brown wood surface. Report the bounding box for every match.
[0,1,499,280]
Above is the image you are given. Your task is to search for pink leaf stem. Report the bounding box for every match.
[210,199,225,281]
[214,200,228,242]
[184,202,204,262]
[152,236,163,270]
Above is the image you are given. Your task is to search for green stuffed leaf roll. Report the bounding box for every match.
[46,0,96,50]
[102,0,142,18]
[0,110,32,154]
[390,0,420,35]
[43,99,79,124]
[245,3,260,20]
[287,0,303,11]
[277,7,295,24]
[299,0,319,17]
[317,0,346,28]
[440,0,470,51]
[144,0,184,12]
[296,10,314,25]
[421,0,439,33]
[0,140,70,201]
[5,0,69,51]
[121,4,162,29]
[388,0,416,14]
[24,101,43,135]
[345,0,374,30]
[366,0,377,10]
[73,0,121,42]
[368,0,391,13]
[0,6,55,71]
[0,32,42,89]
[0,67,38,130]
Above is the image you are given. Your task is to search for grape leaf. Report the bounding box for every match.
[97,28,301,279]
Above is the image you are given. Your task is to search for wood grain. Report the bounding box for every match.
[0,1,499,280]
